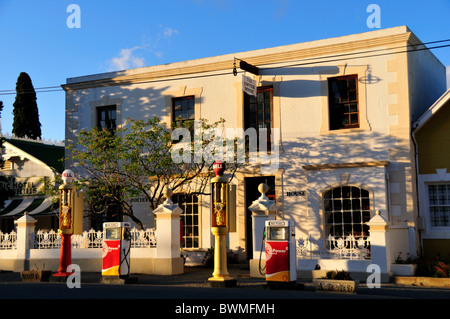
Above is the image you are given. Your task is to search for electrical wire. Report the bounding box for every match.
[258,38,450,69]
[0,37,449,96]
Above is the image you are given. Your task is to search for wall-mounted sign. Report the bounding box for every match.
[242,74,257,96]
[286,190,305,197]
[0,176,44,196]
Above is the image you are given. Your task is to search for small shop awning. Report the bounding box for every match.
[0,197,58,217]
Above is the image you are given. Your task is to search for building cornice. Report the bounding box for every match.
[302,161,390,171]
[62,30,416,91]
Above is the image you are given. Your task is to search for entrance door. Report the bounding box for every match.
[244,176,275,259]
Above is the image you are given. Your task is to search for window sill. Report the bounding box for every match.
[319,127,368,136]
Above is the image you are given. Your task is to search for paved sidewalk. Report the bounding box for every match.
[3,266,450,299]
[0,266,266,287]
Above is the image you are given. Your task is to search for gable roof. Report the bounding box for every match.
[413,88,450,133]
[4,138,65,173]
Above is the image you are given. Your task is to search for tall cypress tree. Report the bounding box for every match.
[12,72,42,140]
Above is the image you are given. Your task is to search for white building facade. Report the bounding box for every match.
[63,26,448,275]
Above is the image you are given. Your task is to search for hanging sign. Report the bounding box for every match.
[242,74,257,96]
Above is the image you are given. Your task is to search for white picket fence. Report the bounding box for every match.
[297,234,371,260]
[0,230,17,250]
[3,228,155,250]
[0,227,156,251]
[2,228,370,261]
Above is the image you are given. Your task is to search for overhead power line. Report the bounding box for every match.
[0,37,449,96]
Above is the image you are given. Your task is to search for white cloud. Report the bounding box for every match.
[163,27,179,39]
[108,46,145,71]
[106,26,179,71]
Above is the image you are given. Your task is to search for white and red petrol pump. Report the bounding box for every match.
[102,222,131,278]
[264,220,297,282]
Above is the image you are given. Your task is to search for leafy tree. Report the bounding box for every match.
[12,72,42,140]
[65,116,243,229]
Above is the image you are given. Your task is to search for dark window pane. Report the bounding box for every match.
[328,75,359,130]
[97,106,117,133]
[348,78,356,90]
[324,186,371,241]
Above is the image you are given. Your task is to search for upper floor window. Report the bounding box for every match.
[97,105,117,133]
[328,75,359,130]
[173,96,195,125]
[244,86,273,150]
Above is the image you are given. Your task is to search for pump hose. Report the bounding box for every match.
[258,229,266,276]
[120,242,131,275]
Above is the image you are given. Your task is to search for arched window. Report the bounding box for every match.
[324,186,371,239]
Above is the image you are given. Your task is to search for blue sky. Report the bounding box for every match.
[0,0,449,142]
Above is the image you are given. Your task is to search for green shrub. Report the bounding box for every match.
[324,270,352,280]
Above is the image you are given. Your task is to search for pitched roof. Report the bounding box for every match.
[5,138,65,173]
[413,88,450,133]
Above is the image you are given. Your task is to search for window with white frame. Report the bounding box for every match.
[428,184,450,227]
[172,193,200,248]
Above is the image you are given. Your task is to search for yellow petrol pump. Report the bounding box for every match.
[58,183,83,235]
[208,160,237,287]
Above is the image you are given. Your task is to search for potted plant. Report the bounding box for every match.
[312,270,358,293]
[21,264,52,282]
[393,255,450,287]
[391,252,417,276]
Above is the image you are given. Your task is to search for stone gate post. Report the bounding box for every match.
[367,210,391,282]
[14,212,37,271]
[153,188,184,275]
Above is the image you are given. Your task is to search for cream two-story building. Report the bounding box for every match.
[63,26,448,275]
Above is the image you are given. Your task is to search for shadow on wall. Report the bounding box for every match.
[274,131,410,239]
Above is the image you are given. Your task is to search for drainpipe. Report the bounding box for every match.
[411,124,423,256]
[385,172,391,223]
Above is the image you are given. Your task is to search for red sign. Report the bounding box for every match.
[213,160,225,176]
[102,240,121,276]
[265,241,290,282]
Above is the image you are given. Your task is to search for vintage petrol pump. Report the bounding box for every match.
[53,169,83,278]
[102,222,131,278]
[208,160,236,287]
[264,220,297,282]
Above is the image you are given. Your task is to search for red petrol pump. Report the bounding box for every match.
[102,222,131,278]
[53,169,83,278]
[264,220,297,282]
